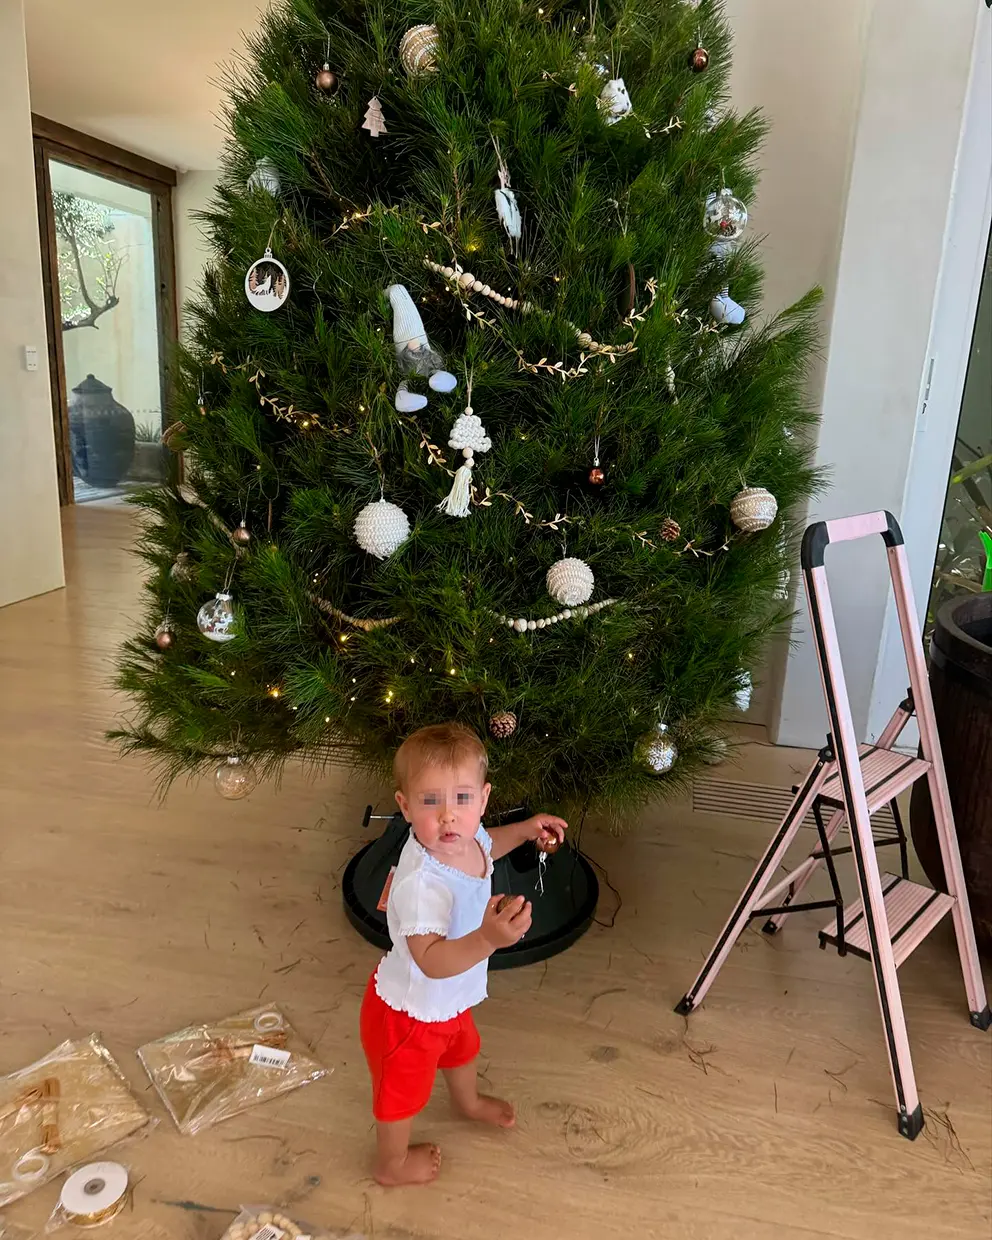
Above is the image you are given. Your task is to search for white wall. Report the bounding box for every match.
[723,0,871,725]
[0,0,64,609]
[174,170,218,335]
[773,0,986,749]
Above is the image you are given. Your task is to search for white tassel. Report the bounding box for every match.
[438,452,475,517]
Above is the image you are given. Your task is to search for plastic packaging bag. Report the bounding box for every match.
[220,1206,365,1240]
[137,1006,327,1136]
[0,1037,150,1208]
[1,1215,35,1240]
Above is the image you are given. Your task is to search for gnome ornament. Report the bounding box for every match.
[385,284,457,412]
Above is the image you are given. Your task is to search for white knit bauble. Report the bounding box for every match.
[733,671,753,712]
[546,557,594,606]
[354,500,410,559]
[730,486,778,532]
[400,24,439,74]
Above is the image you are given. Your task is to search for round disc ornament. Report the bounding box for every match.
[245,247,290,313]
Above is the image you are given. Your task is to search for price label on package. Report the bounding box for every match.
[248,1229,287,1240]
[249,1045,291,1070]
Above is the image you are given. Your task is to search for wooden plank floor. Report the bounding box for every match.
[1,505,989,1240]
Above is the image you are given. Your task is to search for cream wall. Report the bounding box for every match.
[0,0,63,609]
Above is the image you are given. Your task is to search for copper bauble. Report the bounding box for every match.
[231,522,252,547]
[588,466,606,486]
[154,623,174,650]
[537,832,561,855]
[688,45,710,72]
[315,63,338,92]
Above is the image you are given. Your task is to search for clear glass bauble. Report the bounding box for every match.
[214,756,257,800]
[197,592,237,642]
[637,721,678,774]
[703,188,748,242]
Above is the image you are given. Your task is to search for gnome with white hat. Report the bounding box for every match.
[386,284,457,412]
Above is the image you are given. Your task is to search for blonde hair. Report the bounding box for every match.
[393,723,489,791]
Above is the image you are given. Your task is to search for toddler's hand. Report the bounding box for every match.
[524,812,568,849]
[481,895,532,949]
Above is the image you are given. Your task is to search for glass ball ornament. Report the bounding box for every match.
[588,466,606,486]
[688,44,710,73]
[170,552,194,583]
[703,188,748,242]
[214,756,257,800]
[197,592,237,643]
[315,63,338,92]
[637,721,679,775]
[154,622,174,650]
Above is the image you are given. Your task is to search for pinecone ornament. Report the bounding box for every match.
[660,517,681,543]
[489,711,518,739]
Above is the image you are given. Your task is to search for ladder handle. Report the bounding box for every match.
[802,511,903,568]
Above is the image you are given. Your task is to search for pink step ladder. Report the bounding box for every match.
[675,511,990,1139]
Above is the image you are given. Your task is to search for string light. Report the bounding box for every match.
[338,633,350,644]
[350,695,357,702]
[385,690,394,703]
[626,651,635,661]
[324,716,331,723]
[449,667,457,676]
[268,686,282,698]
[409,656,416,664]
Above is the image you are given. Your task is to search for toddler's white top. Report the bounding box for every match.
[374,824,493,1023]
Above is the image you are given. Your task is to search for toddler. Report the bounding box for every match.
[359,722,567,1186]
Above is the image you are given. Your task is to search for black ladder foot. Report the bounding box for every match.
[898,1103,924,1141]
[674,995,694,1016]
[970,1005,992,1031]
[761,919,780,935]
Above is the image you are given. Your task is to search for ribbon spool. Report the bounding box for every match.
[12,1148,50,1183]
[60,1162,128,1228]
[253,1010,284,1035]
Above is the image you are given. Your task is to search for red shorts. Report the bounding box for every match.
[360,973,481,1122]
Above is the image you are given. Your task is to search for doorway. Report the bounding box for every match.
[33,117,177,506]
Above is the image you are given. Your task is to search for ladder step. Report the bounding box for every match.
[818,745,930,815]
[819,873,955,965]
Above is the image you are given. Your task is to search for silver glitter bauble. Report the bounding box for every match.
[730,487,778,532]
[703,188,748,242]
[214,756,257,800]
[400,24,439,74]
[247,158,280,196]
[197,592,237,643]
[354,499,411,559]
[637,721,678,774]
[702,736,731,766]
[546,557,594,607]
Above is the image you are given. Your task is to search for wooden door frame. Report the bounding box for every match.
[32,116,178,506]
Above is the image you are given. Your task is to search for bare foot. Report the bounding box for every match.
[374,1142,441,1187]
[456,1094,516,1128]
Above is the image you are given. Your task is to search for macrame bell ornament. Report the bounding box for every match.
[437,389,491,518]
[386,283,457,412]
[354,499,411,559]
[546,557,595,607]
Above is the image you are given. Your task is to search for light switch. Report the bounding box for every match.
[24,346,39,372]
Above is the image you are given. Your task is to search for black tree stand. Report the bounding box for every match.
[342,807,599,968]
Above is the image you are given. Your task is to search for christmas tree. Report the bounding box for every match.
[115,0,820,819]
